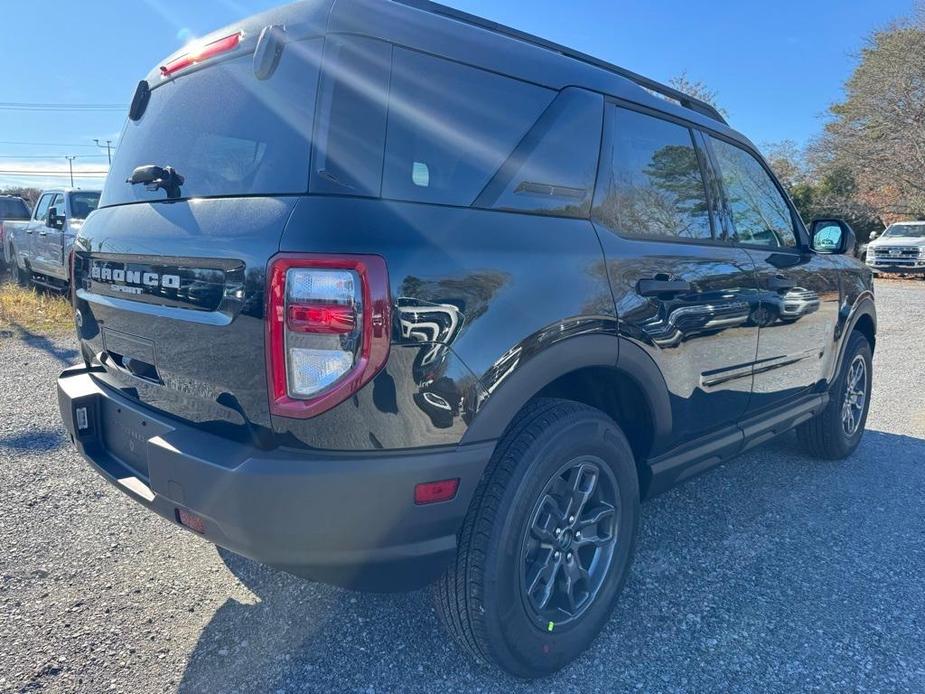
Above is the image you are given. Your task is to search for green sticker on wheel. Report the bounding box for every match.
[547,621,555,632]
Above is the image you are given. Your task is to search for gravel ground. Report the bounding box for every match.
[1,279,924,693]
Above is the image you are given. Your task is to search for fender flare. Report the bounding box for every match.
[461,334,673,445]
[831,294,876,382]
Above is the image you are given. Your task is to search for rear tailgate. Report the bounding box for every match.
[74,197,296,438]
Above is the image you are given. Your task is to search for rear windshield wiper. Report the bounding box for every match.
[127,164,185,199]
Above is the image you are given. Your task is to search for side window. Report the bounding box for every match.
[311,36,390,197]
[709,137,797,248]
[33,194,52,223]
[50,194,65,220]
[592,106,713,241]
[475,88,604,218]
[382,48,554,206]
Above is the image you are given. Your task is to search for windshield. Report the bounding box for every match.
[102,40,321,207]
[0,198,30,220]
[69,191,100,219]
[884,224,925,238]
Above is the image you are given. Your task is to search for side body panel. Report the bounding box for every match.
[277,196,616,450]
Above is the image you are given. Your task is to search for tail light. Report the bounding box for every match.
[266,254,390,418]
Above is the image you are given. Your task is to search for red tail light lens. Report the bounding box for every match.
[266,254,390,419]
[160,32,243,77]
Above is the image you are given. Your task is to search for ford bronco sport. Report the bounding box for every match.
[58,0,877,678]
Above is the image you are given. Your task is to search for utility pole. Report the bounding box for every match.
[65,156,77,187]
[94,138,113,165]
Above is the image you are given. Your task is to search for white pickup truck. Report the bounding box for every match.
[865,221,925,276]
[6,188,100,291]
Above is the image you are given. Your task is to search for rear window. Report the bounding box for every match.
[69,191,100,219]
[0,198,30,220]
[102,39,323,206]
[381,48,554,206]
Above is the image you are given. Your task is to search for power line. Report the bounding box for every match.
[0,140,117,148]
[0,101,125,112]
[0,154,109,159]
[0,170,109,176]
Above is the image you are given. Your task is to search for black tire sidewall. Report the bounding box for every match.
[480,411,639,677]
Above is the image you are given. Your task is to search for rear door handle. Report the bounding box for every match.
[767,276,795,292]
[637,278,692,297]
[38,231,48,236]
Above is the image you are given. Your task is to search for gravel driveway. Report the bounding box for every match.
[1,280,923,693]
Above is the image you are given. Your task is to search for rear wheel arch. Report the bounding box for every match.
[462,335,672,495]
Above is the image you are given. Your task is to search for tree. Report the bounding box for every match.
[820,8,925,220]
[0,187,41,208]
[668,71,729,119]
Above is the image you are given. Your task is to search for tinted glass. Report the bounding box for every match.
[0,198,29,220]
[477,88,603,218]
[382,48,554,206]
[593,106,713,240]
[102,39,322,206]
[34,194,52,222]
[69,191,100,219]
[710,137,797,248]
[311,36,390,197]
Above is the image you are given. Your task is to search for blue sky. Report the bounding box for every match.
[0,0,914,190]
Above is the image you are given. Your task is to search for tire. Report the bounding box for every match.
[797,331,872,459]
[434,398,639,678]
[12,248,31,288]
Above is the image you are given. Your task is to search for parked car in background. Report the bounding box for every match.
[7,189,100,290]
[866,221,925,275]
[57,0,877,678]
[0,194,32,271]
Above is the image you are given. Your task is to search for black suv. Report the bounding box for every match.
[58,0,876,678]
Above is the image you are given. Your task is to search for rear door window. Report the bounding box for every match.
[382,48,554,206]
[709,137,797,248]
[69,191,100,219]
[593,106,713,241]
[102,39,323,206]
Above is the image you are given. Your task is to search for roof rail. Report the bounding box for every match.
[391,0,728,125]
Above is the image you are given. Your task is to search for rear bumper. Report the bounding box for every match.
[57,365,494,591]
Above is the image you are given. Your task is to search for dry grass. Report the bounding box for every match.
[0,280,73,337]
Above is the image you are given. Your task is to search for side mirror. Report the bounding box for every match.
[869,231,880,241]
[47,206,65,230]
[810,219,857,256]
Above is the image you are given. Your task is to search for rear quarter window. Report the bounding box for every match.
[381,48,555,206]
[0,198,30,219]
[102,38,323,206]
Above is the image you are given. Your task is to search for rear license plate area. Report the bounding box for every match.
[101,399,153,479]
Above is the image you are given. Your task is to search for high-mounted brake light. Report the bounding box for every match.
[266,254,391,419]
[160,32,243,77]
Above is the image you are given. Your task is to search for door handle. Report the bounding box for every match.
[39,231,48,236]
[767,276,795,292]
[637,278,692,297]
[25,229,33,234]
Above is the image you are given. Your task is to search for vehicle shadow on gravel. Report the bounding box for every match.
[0,428,66,452]
[178,429,925,692]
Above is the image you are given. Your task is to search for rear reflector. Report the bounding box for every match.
[414,479,460,505]
[160,32,243,77]
[176,508,206,534]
